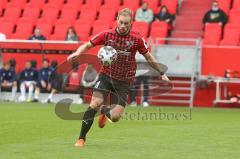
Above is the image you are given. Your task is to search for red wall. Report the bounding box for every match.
[201,46,240,76]
[194,46,240,107]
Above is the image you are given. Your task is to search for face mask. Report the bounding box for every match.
[212,7,219,11]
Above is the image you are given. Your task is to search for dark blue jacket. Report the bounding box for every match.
[19,68,38,82]
[0,68,16,82]
[38,67,53,82]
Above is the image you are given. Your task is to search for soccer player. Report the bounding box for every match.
[67,8,169,147]
[33,59,57,103]
[19,61,38,102]
[0,61,17,101]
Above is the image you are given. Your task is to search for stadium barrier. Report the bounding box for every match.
[195,45,240,107]
[1,40,240,107]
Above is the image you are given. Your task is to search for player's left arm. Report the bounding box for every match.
[143,52,169,81]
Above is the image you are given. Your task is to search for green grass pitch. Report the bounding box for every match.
[0,102,240,159]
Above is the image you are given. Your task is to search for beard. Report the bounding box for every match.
[117,26,131,35]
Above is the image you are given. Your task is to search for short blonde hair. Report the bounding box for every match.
[117,8,133,21]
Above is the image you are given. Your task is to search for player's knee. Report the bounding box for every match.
[90,98,103,108]
[13,81,17,87]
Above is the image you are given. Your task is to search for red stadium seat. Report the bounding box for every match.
[104,0,121,10]
[60,5,79,24]
[49,34,65,41]
[144,0,159,13]
[123,0,140,7]
[0,5,2,15]
[22,4,41,24]
[10,19,34,40]
[74,23,91,41]
[15,20,34,35]
[122,0,140,12]
[132,21,149,38]
[233,0,240,9]
[99,5,117,13]
[151,21,168,30]
[55,19,72,26]
[220,26,240,46]
[84,0,102,10]
[79,6,97,23]
[74,18,94,27]
[0,17,14,24]
[6,0,27,9]
[42,3,61,10]
[150,21,168,39]
[61,4,79,12]
[41,4,60,24]
[230,8,240,15]
[28,0,46,9]
[36,20,53,38]
[119,5,138,13]
[218,0,231,14]
[98,8,116,22]
[17,17,35,25]
[10,33,29,40]
[0,0,8,8]
[94,20,112,29]
[92,22,110,36]
[3,6,22,24]
[161,0,178,14]
[203,23,222,45]
[53,20,72,38]
[229,12,240,25]
[0,17,14,37]
[48,0,65,9]
[66,0,83,10]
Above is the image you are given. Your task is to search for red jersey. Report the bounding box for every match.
[90,28,149,82]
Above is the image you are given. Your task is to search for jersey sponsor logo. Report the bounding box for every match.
[106,40,134,56]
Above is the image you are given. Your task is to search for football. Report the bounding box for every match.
[97,46,117,66]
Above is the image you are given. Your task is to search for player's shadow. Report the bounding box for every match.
[52,54,173,120]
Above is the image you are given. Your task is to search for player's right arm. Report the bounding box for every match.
[67,42,94,61]
[67,31,106,61]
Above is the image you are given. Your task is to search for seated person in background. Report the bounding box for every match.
[129,75,150,107]
[49,60,59,93]
[135,1,153,24]
[66,27,79,41]
[203,1,227,26]
[0,61,17,101]
[33,59,57,103]
[31,59,37,69]
[78,64,98,104]
[28,28,46,40]
[50,60,58,70]
[19,61,38,102]
[155,5,173,24]
[9,58,16,71]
